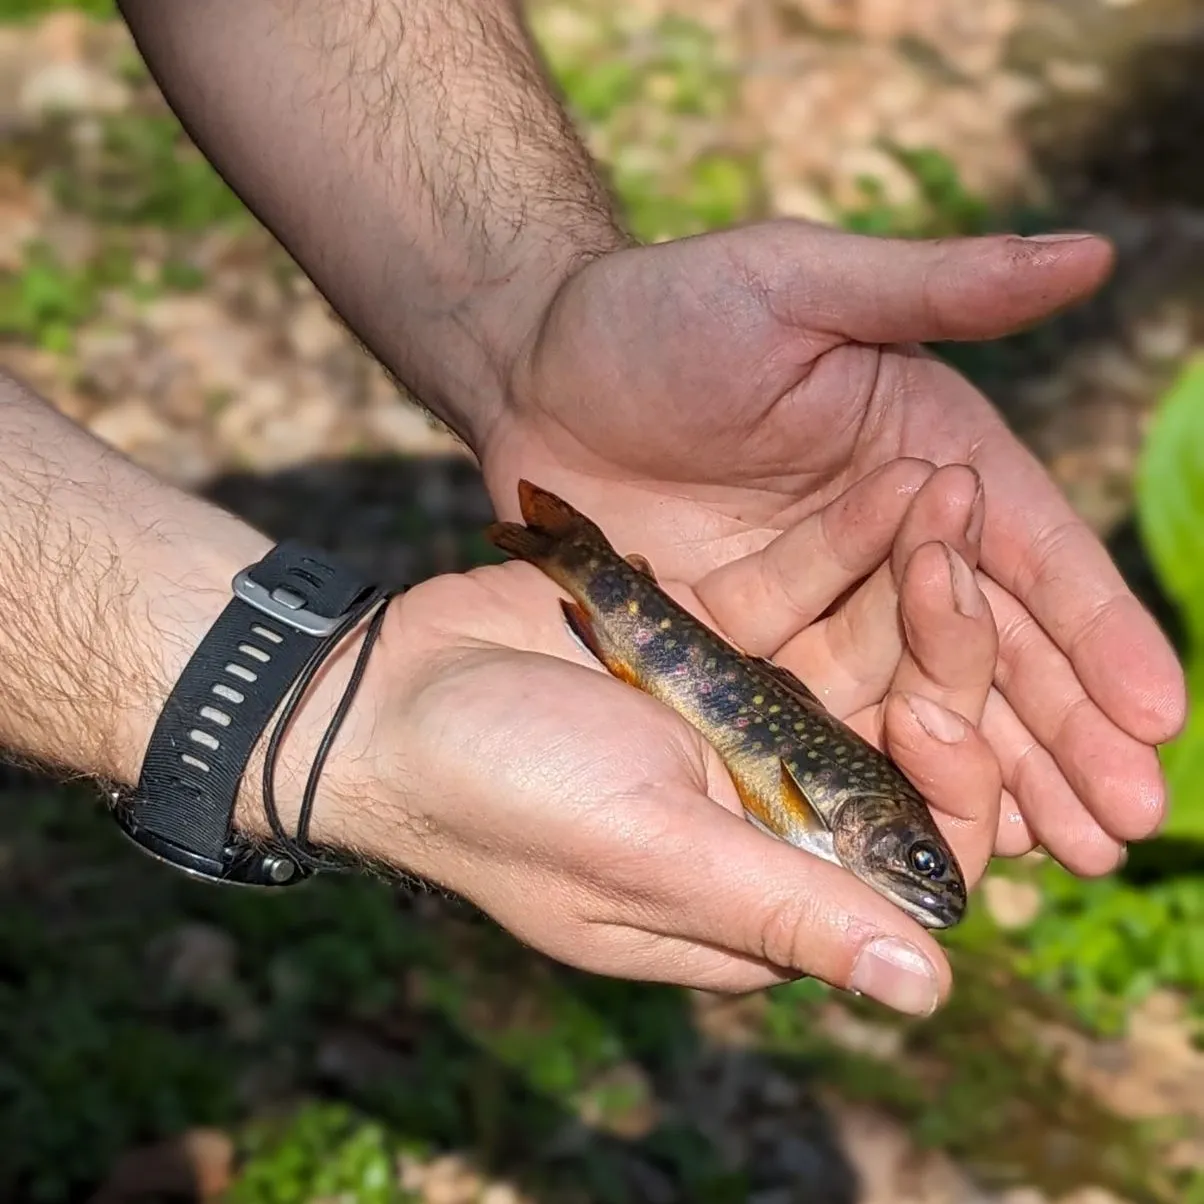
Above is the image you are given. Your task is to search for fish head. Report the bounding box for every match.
[829,794,966,929]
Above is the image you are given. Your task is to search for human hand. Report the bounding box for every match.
[273,462,999,1015]
[484,221,1184,876]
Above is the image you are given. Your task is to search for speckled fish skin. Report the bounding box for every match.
[487,479,967,930]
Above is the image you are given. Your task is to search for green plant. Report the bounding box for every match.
[54,112,250,230]
[0,0,115,19]
[1135,355,1204,836]
[230,1102,417,1204]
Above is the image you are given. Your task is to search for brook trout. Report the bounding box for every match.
[487,479,967,929]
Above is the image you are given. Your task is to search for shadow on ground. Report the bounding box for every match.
[0,451,866,1204]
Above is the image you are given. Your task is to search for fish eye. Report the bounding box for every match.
[907,842,946,879]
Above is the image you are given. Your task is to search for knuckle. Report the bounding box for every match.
[753,893,816,971]
[1014,518,1080,602]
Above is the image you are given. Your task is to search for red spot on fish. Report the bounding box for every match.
[733,716,750,729]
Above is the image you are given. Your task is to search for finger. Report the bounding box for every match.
[780,464,983,713]
[995,788,1037,857]
[891,541,996,724]
[747,222,1115,343]
[630,797,952,1017]
[969,414,1186,745]
[983,575,1167,842]
[697,458,935,655]
[968,680,1087,858]
[569,921,803,995]
[980,688,1125,876]
[882,692,1002,886]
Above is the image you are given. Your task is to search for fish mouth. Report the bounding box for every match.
[889,881,966,930]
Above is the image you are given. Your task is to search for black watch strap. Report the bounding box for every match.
[116,540,383,887]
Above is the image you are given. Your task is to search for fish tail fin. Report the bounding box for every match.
[516,479,604,540]
[485,520,559,566]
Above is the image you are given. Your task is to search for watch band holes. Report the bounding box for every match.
[181,753,210,772]
[212,683,244,704]
[238,643,271,663]
[292,565,326,587]
[189,728,220,751]
[251,624,284,644]
[200,705,232,727]
[225,662,257,683]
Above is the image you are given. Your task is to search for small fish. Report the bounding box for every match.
[487,479,967,929]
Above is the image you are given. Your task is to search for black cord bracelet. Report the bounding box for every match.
[115,541,406,888]
[260,585,403,872]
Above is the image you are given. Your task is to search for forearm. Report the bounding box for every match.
[0,371,272,791]
[116,0,627,451]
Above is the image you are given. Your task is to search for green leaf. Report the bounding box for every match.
[1134,355,1204,836]
[1136,355,1204,644]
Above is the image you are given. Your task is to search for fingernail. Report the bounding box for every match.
[850,937,941,1016]
[945,543,983,618]
[906,692,966,743]
[965,477,985,546]
[1023,231,1094,242]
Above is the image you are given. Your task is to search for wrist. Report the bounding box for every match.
[116,531,395,866]
[419,225,633,456]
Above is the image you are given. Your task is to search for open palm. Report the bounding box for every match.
[485,220,1186,875]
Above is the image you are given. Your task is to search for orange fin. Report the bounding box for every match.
[750,656,821,706]
[732,763,826,839]
[778,761,827,835]
[560,599,604,663]
[517,479,605,540]
[732,772,779,835]
[485,520,557,566]
[560,599,642,687]
[625,553,657,581]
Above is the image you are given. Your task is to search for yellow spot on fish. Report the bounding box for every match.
[794,721,806,732]
[738,705,748,715]
[753,694,764,706]
[627,600,639,615]
[666,638,677,649]
[659,618,672,630]
[768,704,781,714]
[813,735,826,745]
[807,750,819,760]
[835,745,847,756]
[803,771,814,783]
[769,723,779,732]
[851,760,864,770]
[705,658,717,670]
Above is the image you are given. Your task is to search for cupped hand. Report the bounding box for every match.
[485,220,1185,876]
[313,464,999,1015]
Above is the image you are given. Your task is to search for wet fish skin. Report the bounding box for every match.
[486,479,967,929]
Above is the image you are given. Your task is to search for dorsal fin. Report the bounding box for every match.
[749,656,821,706]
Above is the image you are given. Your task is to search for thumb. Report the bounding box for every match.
[743,221,1114,344]
[650,798,953,1016]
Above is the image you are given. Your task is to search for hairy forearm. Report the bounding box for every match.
[0,372,272,790]
[116,0,627,451]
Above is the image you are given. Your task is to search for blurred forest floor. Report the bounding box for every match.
[2,2,1204,1203]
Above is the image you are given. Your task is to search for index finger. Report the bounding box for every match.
[969,416,1185,746]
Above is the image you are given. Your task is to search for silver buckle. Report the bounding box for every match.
[232,568,345,637]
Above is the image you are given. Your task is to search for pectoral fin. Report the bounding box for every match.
[777,760,829,839]
[560,600,643,689]
[729,759,829,853]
